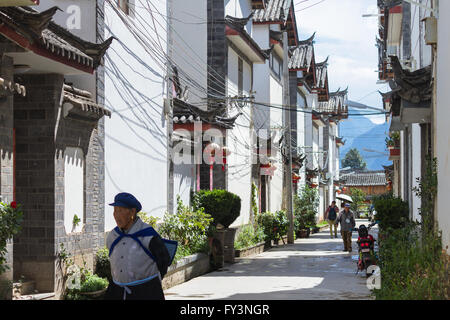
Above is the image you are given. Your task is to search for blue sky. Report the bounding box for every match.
[294,0,391,125]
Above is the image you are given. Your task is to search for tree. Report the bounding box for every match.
[349,188,367,214]
[342,148,367,170]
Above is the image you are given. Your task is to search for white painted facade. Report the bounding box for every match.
[103,1,168,231]
[36,1,170,232]
[227,45,253,227]
[435,0,450,254]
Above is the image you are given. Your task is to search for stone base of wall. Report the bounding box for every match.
[14,260,54,293]
[235,242,265,258]
[162,253,210,290]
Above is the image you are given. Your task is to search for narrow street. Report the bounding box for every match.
[165,220,377,300]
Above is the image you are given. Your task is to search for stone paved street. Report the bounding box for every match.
[165,220,377,300]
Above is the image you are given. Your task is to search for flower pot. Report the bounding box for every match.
[79,287,107,299]
[297,229,309,238]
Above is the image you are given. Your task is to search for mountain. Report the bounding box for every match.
[339,105,392,170]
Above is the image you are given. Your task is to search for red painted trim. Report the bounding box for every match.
[253,21,283,25]
[389,5,402,14]
[270,38,279,45]
[0,24,94,74]
[13,128,16,202]
[173,123,226,134]
[289,7,298,46]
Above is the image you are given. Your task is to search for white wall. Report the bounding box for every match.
[227,47,252,226]
[64,147,84,234]
[269,75,284,212]
[436,0,450,254]
[171,0,208,108]
[104,1,168,231]
[296,91,306,189]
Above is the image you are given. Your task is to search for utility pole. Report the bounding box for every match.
[282,30,294,244]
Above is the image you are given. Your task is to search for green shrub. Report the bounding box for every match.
[234,224,265,250]
[94,247,111,282]
[159,196,213,251]
[374,224,449,300]
[0,202,23,275]
[256,211,288,242]
[373,194,409,231]
[293,186,318,231]
[137,211,159,228]
[192,189,241,228]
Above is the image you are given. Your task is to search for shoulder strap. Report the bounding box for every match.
[108,227,124,257]
[108,226,157,262]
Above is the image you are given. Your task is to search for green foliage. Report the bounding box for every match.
[385,131,400,148]
[79,274,109,292]
[256,210,289,242]
[0,202,24,275]
[374,157,449,300]
[251,182,258,223]
[94,247,111,282]
[192,189,241,228]
[349,188,367,213]
[234,224,265,250]
[72,214,81,228]
[137,211,159,228]
[373,194,409,231]
[412,156,438,236]
[159,196,213,254]
[342,148,367,170]
[374,224,449,300]
[293,185,318,231]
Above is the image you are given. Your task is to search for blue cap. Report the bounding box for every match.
[109,192,142,213]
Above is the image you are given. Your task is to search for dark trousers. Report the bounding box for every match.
[104,277,165,300]
[341,231,352,251]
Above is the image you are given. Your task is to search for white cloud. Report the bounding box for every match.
[366,114,387,125]
[294,0,382,108]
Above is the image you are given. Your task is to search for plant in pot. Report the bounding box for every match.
[256,211,277,247]
[294,186,319,237]
[192,189,241,264]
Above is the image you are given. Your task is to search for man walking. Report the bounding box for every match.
[324,201,338,238]
[335,203,356,252]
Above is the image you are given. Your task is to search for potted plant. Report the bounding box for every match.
[192,189,241,263]
[293,186,319,238]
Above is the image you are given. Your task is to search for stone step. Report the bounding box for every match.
[13,292,55,300]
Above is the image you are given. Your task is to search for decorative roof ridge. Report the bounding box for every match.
[316,56,329,67]
[297,32,316,45]
[330,86,348,96]
[225,13,254,30]
[0,6,60,38]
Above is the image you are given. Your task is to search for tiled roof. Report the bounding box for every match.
[253,0,292,23]
[0,6,112,70]
[341,171,388,186]
[62,85,111,121]
[315,57,329,89]
[0,77,26,97]
[317,87,348,116]
[288,33,315,71]
[173,99,240,129]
